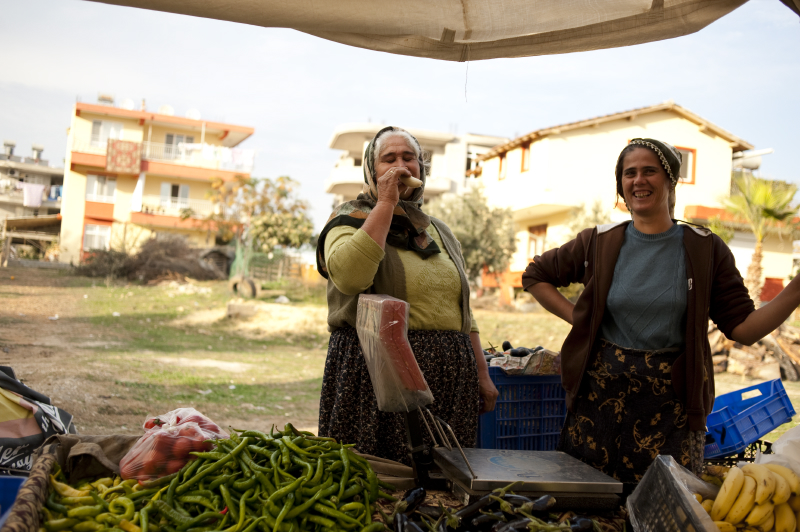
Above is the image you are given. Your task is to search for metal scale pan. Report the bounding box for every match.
[419,410,623,510]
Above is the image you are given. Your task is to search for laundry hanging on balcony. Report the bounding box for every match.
[106,139,142,174]
[84,0,775,61]
[22,183,45,208]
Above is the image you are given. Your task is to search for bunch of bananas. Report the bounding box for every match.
[695,463,800,532]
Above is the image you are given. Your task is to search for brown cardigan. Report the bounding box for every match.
[522,221,755,431]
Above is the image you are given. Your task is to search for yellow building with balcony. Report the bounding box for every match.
[59,100,255,264]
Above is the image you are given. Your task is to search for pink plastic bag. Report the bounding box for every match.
[119,408,228,480]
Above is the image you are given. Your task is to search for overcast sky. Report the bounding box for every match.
[1,0,798,231]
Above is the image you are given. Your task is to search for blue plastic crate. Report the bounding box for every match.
[477,367,567,450]
[704,379,796,459]
[0,476,26,527]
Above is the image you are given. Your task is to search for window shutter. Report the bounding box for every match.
[86,175,97,198]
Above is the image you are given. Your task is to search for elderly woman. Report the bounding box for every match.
[316,126,499,464]
[523,138,800,488]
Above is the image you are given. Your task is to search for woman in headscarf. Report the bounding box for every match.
[316,126,499,464]
[523,138,800,491]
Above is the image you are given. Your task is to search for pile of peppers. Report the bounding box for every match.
[42,424,395,532]
[387,483,599,532]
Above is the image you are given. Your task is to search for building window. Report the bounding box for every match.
[528,224,547,259]
[676,146,696,184]
[353,157,362,167]
[91,120,124,147]
[86,175,116,203]
[83,224,111,251]
[498,154,506,180]
[160,182,190,209]
[521,142,531,172]
[165,133,195,159]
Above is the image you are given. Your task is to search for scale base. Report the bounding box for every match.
[449,478,621,511]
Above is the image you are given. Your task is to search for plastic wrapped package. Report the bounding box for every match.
[119,408,228,480]
[356,294,434,412]
[627,455,719,532]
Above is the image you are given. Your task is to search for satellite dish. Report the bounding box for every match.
[120,98,135,110]
[185,108,202,120]
[158,105,175,116]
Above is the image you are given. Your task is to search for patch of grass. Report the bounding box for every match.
[474,309,571,351]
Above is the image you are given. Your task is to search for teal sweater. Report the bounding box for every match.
[599,223,687,350]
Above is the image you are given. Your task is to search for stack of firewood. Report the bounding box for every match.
[710,322,800,381]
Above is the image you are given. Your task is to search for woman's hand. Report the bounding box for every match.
[375,166,412,206]
[478,372,499,414]
[471,332,499,413]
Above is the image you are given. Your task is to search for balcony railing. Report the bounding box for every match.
[71,137,255,173]
[140,195,217,218]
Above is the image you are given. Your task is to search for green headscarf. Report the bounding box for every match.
[316,126,441,279]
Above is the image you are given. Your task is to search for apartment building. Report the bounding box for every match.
[325,123,507,207]
[60,98,254,264]
[0,141,63,219]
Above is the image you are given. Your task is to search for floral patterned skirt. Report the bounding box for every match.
[558,339,705,486]
[318,326,479,465]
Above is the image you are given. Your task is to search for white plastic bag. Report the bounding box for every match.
[356,294,433,412]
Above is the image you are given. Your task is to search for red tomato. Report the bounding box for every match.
[172,437,193,459]
[166,459,185,475]
[144,417,164,430]
[120,458,137,480]
[152,432,174,455]
[142,449,163,478]
[178,425,198,439]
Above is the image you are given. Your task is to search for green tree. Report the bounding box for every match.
[567,199,612,239]
[426,186,517,285]
[723,173,797,305]
[205,175,313,251]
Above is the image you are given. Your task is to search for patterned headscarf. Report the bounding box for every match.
[316,126,441,279]
[616,138,683,196]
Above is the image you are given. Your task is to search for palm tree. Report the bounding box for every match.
[723,173,798,306]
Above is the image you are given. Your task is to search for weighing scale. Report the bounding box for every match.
[410,408,624,511]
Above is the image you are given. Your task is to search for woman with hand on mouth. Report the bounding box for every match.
[315,126,498,464]
[522,138,800,492]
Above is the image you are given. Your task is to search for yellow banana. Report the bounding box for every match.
[702,473,724,487]
[693,492,703,503]
[741,528,760,532]
[743,464,778,505]
[775,502,797,532]
[774,470,793,505]
[702,499,715,514]
[746,502,775,527]
[756,511,775,532]
[725,475,757,524]
[711,467,745,521]
[790,494,800,512]
[713,522,736,532]
[767,464,800,496]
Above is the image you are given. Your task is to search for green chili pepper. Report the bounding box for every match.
[289,456,313,482]
[97,512,121,526]
[338,502,365,513]
[232,475,258,491]
[67,504,104,518]
[46,490,69,515]
[44,518,79,532]
[238,431,273,444]
[191,452,228,461]
[73,521,105,532]
[177,495,218,512]
[241,450,272,473]
[226,488,254,532]
[285,479,338,519]
[277,441,291,469]
[129,488,159,501]
[247,446,274,459]
[359,524,385,532]
[377,491,397,502]
[110,497,136,521]
[265,477,304,506]
[308,457,324,486]
[280,436,312,458]
[327,461,343,473]
[177,438,250,495]
[220,484,239,521]
[272,492,294,532]
[337,447,350,501]
[306,515,336,529]
[339,483,363,501]
[208,473,239,491]
[60,495,97,505]
[255,472,277,496]
[141,472,180,490]
[91,490,111,511]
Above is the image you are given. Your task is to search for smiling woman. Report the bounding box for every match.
[521,137,800,496]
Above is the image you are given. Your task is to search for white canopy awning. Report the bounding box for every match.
[87,0,766,61]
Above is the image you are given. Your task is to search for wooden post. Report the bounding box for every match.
[1,219,10,268]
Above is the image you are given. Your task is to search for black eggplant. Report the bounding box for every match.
[529,495,556,512]
[394,513,409,532]
[455,494,494,520]
[502,341,513,351]
[471,512,506,528]
[496,519,531,532]
[406,520,425,532]
[568,517,594,531]
[500,495,533,507]
[415,506,443,520]
[397,487,427,515]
